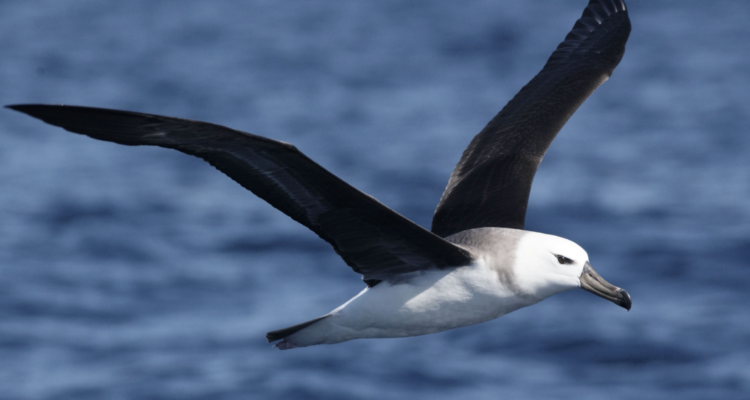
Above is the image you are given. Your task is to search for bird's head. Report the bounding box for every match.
[513,231,631,310]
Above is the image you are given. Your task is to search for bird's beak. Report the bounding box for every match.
[579,261,631,311]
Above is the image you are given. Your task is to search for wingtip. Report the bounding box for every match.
[5,104,48,115]
[588,0,628,14]
[5,104,77,122]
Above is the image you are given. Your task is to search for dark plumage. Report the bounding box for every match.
[431,0,630,237]
[6,104,473,287]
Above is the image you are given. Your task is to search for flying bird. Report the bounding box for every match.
[8,0,632,349]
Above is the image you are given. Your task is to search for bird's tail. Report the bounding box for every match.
[265,314,330,349]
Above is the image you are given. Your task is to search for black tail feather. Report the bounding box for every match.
[265,314,329,343]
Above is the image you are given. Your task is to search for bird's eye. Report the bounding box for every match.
[555,255,573,265]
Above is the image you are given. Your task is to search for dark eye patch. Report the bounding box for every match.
[555,255,574,265]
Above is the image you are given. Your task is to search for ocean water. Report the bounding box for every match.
[1,1,749,399]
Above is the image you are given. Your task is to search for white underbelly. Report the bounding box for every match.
[321,262,538,341]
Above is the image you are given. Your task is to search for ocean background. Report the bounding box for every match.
[1,0,749,399]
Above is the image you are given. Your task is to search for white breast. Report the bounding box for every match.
[286,257,541,346]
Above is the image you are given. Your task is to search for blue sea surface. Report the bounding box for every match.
[1,1,749,399]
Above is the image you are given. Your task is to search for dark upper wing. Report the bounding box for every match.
[8,105,472,284]
[431,0,631,237]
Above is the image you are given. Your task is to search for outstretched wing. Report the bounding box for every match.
[8,105,472,285]
[431,0,631,237]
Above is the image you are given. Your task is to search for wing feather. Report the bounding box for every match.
[431,0,631,237]
[8,105,473,284]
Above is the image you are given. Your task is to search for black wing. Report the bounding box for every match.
[8,105,472,285]
[431,0,631,237]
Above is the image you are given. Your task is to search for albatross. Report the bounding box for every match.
[8,0,632,350]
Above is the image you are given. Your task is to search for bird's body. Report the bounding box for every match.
[274,228,596,348]
[7,0,633,350]
[281,228,530,348]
